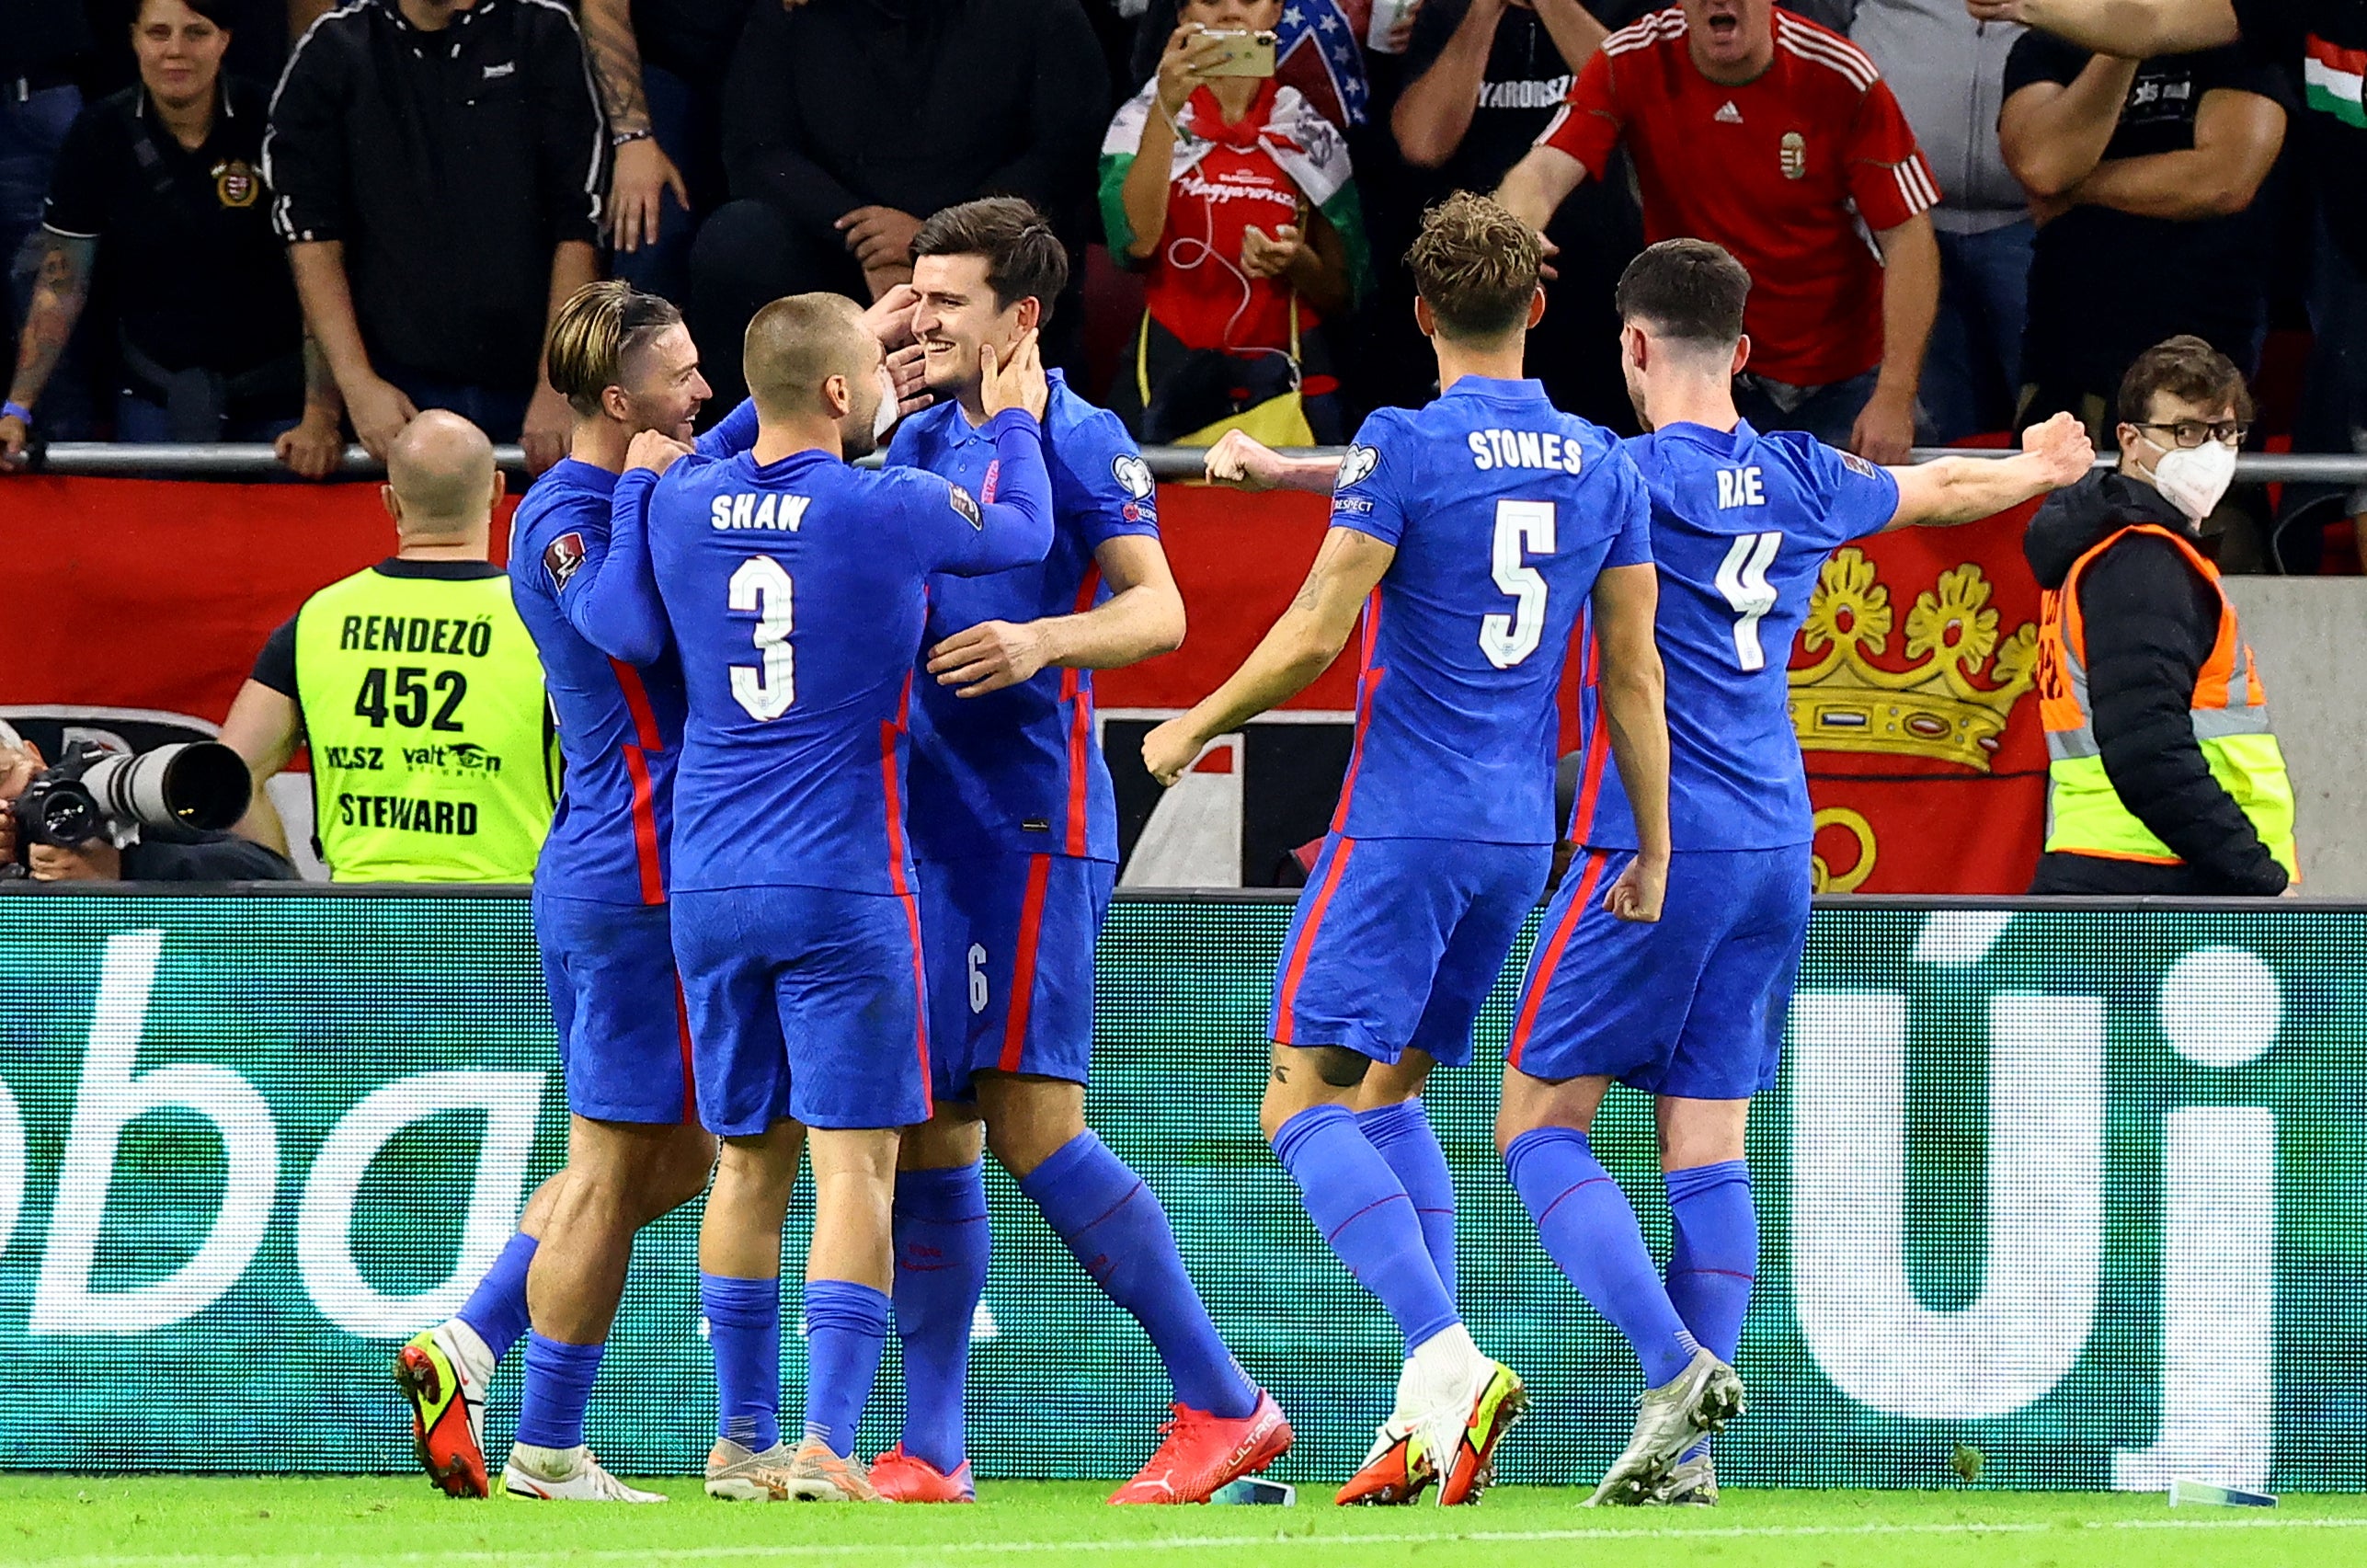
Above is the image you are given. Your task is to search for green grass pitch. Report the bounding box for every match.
[6,1479,2364,1568]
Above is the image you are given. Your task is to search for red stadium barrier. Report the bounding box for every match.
[2,475,2045,890]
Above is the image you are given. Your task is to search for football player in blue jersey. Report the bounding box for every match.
[394,281,927,1503]
[868,198,1288,1507]
[602,292,1054,1503]
[1145,192,1675,1509]
[1499,240,2091,1507]
[393,282,732,1504]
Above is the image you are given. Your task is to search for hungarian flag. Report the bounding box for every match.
[2304,33,2367,129]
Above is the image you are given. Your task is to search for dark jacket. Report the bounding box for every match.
[121,822,300,882]
[264,0,607,390]
[2023,470,2287,896]
[722,0,1107,243]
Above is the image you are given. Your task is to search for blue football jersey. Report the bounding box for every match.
[505,405,761,904]
[1580,419,1900,853]
[892,371,1160,864]
[623,412,1054,897]
[1329,377,1650,846]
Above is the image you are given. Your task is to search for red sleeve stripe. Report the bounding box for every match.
[1892,156,1941,212]
[1776,20,1879,91]
[1537,102,1573,146]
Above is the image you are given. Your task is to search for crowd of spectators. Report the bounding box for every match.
[1,0,2361,551]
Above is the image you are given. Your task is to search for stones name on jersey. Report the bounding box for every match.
[1464,427,1587,475]
[708,491,812,532]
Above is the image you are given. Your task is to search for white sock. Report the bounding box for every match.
[437,1317,497,1391]
[1400,1322,1483,1411]
[509,1440,586,1477]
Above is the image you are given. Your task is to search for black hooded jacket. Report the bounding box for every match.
[2022,471,2287,896]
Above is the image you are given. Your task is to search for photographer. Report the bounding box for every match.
[0,728,296,883]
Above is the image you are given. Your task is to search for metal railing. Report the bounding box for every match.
[31,441,2367,484]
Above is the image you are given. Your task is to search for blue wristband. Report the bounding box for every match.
[1,402,29,426]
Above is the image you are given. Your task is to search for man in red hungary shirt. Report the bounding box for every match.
[1497,0,1943,463]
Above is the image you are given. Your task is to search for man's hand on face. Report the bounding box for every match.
[978,328,1049,422]
[29,837,122,882]
[886,343,933,418]
[862,283,920,352]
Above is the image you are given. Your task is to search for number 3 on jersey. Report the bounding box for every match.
[1481,499,1556,669]
[730,556,795,720]
[1716,531,1783,671]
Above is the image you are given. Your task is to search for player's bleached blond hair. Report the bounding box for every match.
[545,280,684,418]
[1405,192,1544,344]
[743,292,874,421]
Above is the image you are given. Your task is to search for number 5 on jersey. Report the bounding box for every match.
[1716,531,1783,672]
[730,556,795,720]
[1481,499,1556,669]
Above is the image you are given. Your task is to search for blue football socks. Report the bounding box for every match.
[802,1279,890,1458]
[701,1273,782,1454]
[1505,1127,1699,1387]
[513,1333,604,1451]
[1664,1161,1757,1362]
[1272,1104,1459,1354]
[891,1162,992,1473]
[1021,1131,1258,1419]
[454,1231,537,1363]
[1665,1160,1756,1461]
[1355,1098,1458,1299]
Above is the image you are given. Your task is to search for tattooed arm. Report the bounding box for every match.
[580,0,688,255]
[1140,526,1395,784]
[0,234,95,470]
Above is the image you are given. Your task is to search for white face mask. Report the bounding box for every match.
[2145,436,2238,522]
[872,365,900,444]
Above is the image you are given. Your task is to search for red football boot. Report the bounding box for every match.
[1333,1414,1433,1505]
[1107,1390,1294,1505]
[867,1445,976,1503]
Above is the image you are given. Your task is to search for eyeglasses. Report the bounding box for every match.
[2134,418,2250,449]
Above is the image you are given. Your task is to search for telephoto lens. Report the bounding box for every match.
[81,741,251,831]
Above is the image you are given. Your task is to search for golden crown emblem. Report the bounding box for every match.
[1787,548,2037,773]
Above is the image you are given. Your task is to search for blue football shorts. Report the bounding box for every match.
[1269,833,1552,1068]
[533,887,694,1125]
[1507,844,1812,1099]
[918,851,1115,1103]
[669,884,932,1135]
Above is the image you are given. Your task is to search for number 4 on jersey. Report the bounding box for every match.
[1716,531,1783,671]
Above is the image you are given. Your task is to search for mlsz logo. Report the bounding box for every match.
[1790,912,2276,1489]
[0,931,543,1339]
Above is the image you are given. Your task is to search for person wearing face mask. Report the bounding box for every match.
[591,290,1052,1504]
[2026,334,2296,897]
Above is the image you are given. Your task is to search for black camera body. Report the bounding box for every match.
[10,740,251,854]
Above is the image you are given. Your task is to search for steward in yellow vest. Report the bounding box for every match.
[2026,337,2294,897]
[219,411,555,882]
